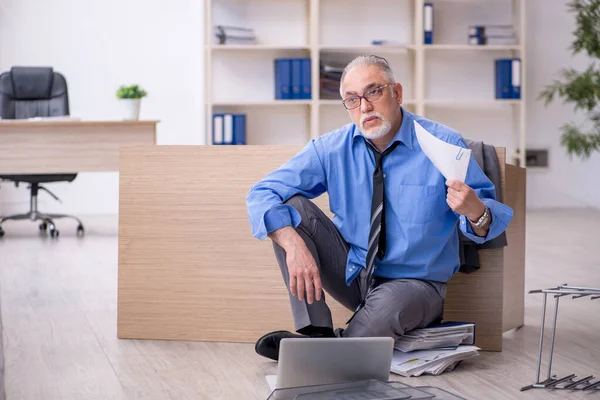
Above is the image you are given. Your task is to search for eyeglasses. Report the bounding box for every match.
[342,84,390,110]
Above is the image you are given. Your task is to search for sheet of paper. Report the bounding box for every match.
[413,120,471,182]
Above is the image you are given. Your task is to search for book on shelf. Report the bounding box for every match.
[212,113,246,145]
[214,25,257,45]
[468,24,517,46]
[319,62,343,100]
[371,40,409,47]
[424,3,434,44]
[274,58,311,100]
[495,58,521,99]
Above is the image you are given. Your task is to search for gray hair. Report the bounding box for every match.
[339,55,396,97]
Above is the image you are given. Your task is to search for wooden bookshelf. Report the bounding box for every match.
[205,0,526,166]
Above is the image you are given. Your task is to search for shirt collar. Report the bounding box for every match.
[352,106,414,150]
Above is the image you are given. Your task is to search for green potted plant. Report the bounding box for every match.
[116,84,148,120]
[538,0,600,159]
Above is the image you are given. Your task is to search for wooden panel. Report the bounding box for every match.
[502,164,526,332]
[444,249,504,351]
[443,147,507,352]
[0,121,157,173]
[117,145,523,351]
[117,146,352,342]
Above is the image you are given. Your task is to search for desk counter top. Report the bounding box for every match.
[0,120,158,174]
[0,119,159,128]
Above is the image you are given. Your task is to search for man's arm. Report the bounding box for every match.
[268,226,323,304]
[246,140,327,304]
[246,140,327,240]
[446,140,514,243]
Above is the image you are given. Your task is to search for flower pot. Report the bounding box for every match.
[119,98,141,120]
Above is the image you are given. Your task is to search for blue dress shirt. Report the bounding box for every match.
[246,108,514,285]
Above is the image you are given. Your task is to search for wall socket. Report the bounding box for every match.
[526,149,549,167]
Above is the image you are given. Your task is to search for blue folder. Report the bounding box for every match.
[212,113,224,145]
[511,58,521,99]
[495,59,512,99]
[274,58,292,100]
[424,3,433,44]
[300,58,311,100]
[232,114,246,145]
[291,59,302,99]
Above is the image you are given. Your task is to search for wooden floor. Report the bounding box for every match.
[0,209,599,400]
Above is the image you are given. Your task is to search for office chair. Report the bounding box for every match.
[0,66,84,238]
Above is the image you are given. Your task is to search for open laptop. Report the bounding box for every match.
[274,336,394,390]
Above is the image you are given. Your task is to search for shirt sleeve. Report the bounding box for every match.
[246,140,328,240]
[453,138,514,244]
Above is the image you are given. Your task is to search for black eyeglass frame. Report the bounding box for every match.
[342,84,391,110]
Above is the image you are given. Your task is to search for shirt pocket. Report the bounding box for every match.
[393,184,444,223]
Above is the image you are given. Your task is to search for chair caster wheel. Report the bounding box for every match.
[49,228,59,238]
[76,224,84,236]
[39,222,48,231]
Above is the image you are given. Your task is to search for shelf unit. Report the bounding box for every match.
[204,0,526,166]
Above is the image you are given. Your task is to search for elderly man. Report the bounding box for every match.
[246,55,513,361]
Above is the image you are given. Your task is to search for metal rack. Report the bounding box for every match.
[521,284,600,392]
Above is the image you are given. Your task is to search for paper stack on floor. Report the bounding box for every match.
[394,322,475,352]
[391,345,480,377]
[390,322,478,377]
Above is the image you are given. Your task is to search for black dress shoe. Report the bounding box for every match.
[254,330,306,361]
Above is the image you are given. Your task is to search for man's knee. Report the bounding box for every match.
[344,281,444,339]
[347,307,403,338]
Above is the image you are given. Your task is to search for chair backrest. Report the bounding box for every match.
[0,66,69,120]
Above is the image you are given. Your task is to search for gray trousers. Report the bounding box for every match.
[273,195,447,339]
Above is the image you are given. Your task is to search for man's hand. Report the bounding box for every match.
[268,226,323,304]
[286,241,323,304]
[445,179,485,222]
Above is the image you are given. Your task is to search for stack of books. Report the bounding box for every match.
[390,322,479,377]
[213,25,257,45]
[319,62,344,100]
[468,24,517,45]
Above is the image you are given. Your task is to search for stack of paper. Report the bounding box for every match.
[390,345,480,377]
[394,322,475,352]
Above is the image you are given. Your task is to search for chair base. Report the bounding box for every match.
[0,183,84,238]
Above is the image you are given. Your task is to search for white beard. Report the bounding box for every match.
[358,112,392,140]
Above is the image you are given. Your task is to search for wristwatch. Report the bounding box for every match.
[469,206,490,229]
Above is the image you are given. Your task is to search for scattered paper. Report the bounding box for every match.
[414,121,471,183]
[391,345,480,377]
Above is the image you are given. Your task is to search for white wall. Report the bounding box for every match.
[0,0,204,215]
[525,0,600,209]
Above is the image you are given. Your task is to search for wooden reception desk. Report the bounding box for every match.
[0,120,158,174]
[117,145,526,351]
